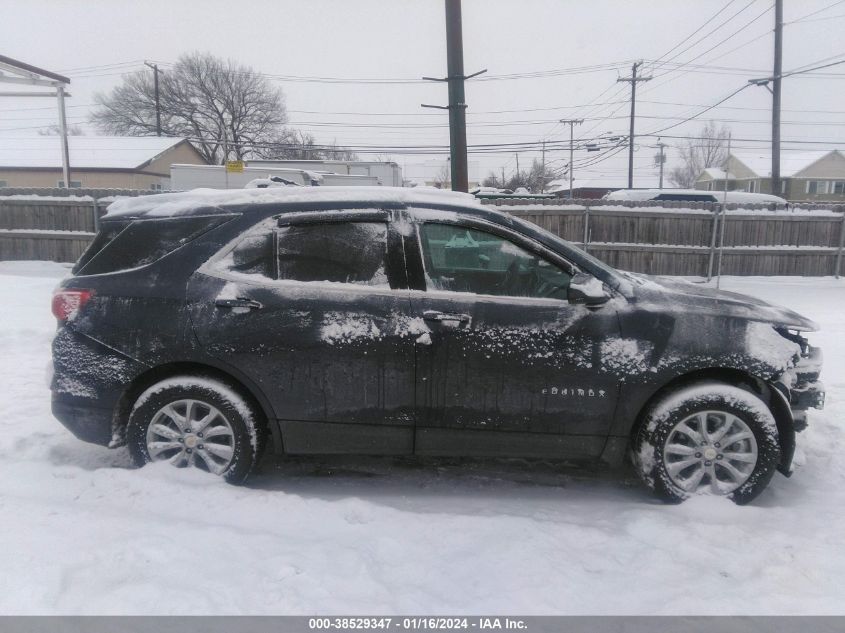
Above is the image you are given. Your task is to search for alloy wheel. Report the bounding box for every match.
[662,410,759,494]
[145,399,236,475]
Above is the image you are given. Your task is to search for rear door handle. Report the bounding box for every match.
[423,310,470,323]
[215,298,264,310]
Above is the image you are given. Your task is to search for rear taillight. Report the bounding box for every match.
[51,289,94,322]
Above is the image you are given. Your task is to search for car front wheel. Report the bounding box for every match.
[632,382,781,505]
[127,376,264,484]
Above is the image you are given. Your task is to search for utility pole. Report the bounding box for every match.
[559,119,583,198]
[656,140,667,189]
[617,61,652,189]
[444,0,467,191]
[772,0,783,195]
[540,140,546,193]
[515,152,519,179]
[144,61,162,136]
[56,85,71,187]
[421,0,486,193]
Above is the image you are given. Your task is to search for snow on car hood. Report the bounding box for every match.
[624,272,819,331]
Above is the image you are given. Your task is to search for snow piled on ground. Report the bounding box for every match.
[0,261,843,615]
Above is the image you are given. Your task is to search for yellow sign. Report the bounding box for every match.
[226,160,245,173]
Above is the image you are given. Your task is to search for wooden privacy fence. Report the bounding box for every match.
[0,188,162,263]
[485,198,845,277]
[0,197,99,262]
[1,191,844,276]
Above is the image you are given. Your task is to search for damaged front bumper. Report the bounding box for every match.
[777,343,825,431]
[770,342,824,476]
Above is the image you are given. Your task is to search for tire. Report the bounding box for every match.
[127,375,264,484]
[631,382,780,505]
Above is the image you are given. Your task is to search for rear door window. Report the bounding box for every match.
[224,221,390,287]
[276,222,388,286]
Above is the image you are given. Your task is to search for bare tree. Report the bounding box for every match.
[253,130,359,161]
[256,130,319,160]
[669,121,731,188]
[91,52,287,164]
[433,164,451,189]
[38,124,84,136]
[321,138,360,161]
[483,159,556,193]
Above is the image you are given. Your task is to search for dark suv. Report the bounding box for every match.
[50,187,824,503]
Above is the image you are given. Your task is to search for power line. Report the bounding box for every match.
[642,3,775,95]
[56,60,145,73]
[644,0,741,73]
[781,56,845,78]
[646,0,759,76]
[784,0,845,24]
[141,59,636,85]
[785,11,845,24]
[643,83,753,136]
[563,0,755,145]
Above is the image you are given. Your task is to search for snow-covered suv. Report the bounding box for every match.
[50,187,825,504]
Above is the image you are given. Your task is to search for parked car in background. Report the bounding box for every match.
[50,187,823,503]
[603,188,787,205]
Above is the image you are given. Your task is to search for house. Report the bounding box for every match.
[0,136,207,190]
[695,150,845,202]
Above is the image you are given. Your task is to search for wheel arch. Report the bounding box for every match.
[617,367,794,472]
[111,361,282,453]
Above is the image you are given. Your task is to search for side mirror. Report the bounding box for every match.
[568,272,610,307]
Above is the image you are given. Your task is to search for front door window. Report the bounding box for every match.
[418,223,572,299]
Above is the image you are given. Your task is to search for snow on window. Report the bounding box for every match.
[277,222,388,287]
[498,239,530,258]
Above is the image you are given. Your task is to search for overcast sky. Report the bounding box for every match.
[2,0,843,185]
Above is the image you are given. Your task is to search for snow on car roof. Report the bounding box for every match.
[103,186,482,219]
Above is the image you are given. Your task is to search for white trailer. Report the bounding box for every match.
[248,159,403,187]
[170,164,383,190]
[317,172,380,186]
[170,164,319,190]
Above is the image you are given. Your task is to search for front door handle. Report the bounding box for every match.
[422,310,470,323]
[215,298,264,310]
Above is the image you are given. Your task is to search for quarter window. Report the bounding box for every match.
[418,223,572,299]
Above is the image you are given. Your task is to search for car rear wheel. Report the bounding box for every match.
[632,382,780,505]
[127,376,264,484]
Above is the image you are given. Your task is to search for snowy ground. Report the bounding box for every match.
[0,261,843,615]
